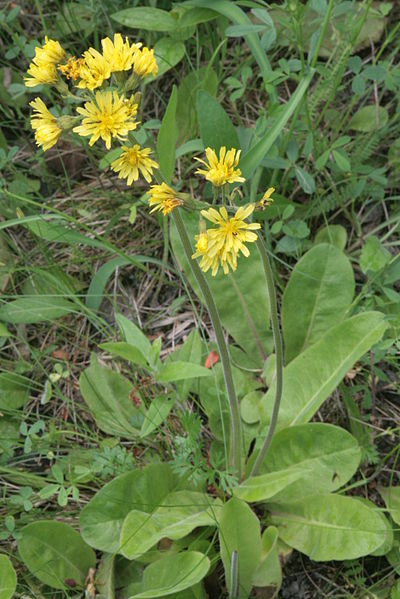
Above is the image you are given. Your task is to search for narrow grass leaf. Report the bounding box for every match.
[157,85,179,183]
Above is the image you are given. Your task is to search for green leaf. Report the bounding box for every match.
[184,0,276,101]
[25,220,108,250]
[154,38,185,80]
[196,90,239,152]
[233,468,306,503]
[130,552,210,598]
[252,527,281,590]
[140,395,175,437]
[79,355,141,438]
[260,312,387,430]
[116,314,152,363]
[0,296,75,324]
[99,341,148,368]
[378,486,400,526]
[86,256,132,312]
[111,7,177,31]
[0,555,17,599]
[269,494,386,560]
[80,463,175,553]
[170,211,271,366]
[360,235,391,273]
[18,521,95,590]
[157,85,179,184]
[332,149,351,171]
[218,497,261,599]
[282,244,355,363]
[294,166,315,194]
[177,67,218,142]
[156,361,212,383]
[240,70,314,179]
[314,225,347,251]
[168,329,203,400]
[0,372,30,410]
[120,491,219,559]
[349,106,389,132]
[253,423,361,501]
[178,7,217,28]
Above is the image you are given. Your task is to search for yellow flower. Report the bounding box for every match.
[192,204,260,275]
[124,97,139,119]
[76,47,111,90]
[133,47,158,78]
[25,37,65,87]
[195,147,245,187]
[73,91,139,149]
[258,186,275,208]
[191,232,237,276]
[58,57,85,80]
[147,183,182,215]
[29,98,61,151]
[111,145,159,185]
[101,33,141,72]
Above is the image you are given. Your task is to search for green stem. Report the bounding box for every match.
[249,235,284,477]
[172,210,242,479]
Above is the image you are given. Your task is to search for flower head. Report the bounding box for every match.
[58,57,85,80]
[111,145,158,185]
[195,147,245,187]
[101,33,141,72]
[258,186,275,208]
[25,37,66,87]
[76,47,111,90]
[147,183,183,215]
[29,98,61,151]
[133,47,158,78]
[192,204,260,275]
[73,91,139,149]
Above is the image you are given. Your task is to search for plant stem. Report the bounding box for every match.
[172,210,242,479]
[249,235,284,477]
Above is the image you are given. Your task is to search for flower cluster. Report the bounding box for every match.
[26,37,273,277]
[25,34,158,185]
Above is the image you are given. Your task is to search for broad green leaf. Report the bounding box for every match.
[356,498,393,557]
[218,497,261,599]
[196,90,239,152]
[0,555,17,599]
[18,521,95,590]
[154,38,185,80]
[269,494,386,561]
[240,391,263,424]
[294,166,315,194]
[99,341,148,368]
[116,314,152,363]
[282,244,355,362]
[314,225,347,251]
[378,486,400,526]
[178,7,217,28]
[0,296,75,324]
[111,7,177,31]
[80,463,175,553]
[240,70,314,178]
[130,552,210,598]
[25,220,108,250]
[253,423,361,501]
[56,2,94,36]
[260,312,387,430]
[120,491,219,559]
[177,67,218,142]
[156,361,212,383]
[157,85,178,184]
[252,527,281,590]
[79,355,141,438]
[233,468,306,503]
[0,372,30,410]
[349,106,388,132]
[170,211,271,366]
[360,235,391,274]
[140,395,175,437]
